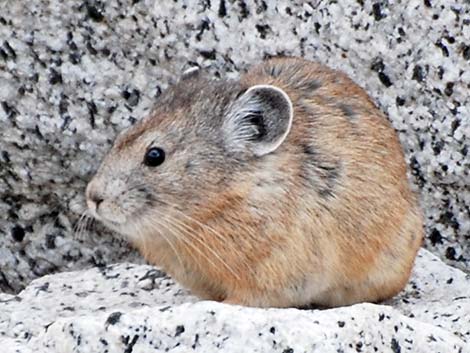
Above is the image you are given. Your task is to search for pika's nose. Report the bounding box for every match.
[89,193,104,209]
[86,184,105,211]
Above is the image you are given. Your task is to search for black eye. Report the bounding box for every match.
[144,147,165,167]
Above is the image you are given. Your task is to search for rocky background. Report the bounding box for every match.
[0,0,469,295]
[1,0,470,351]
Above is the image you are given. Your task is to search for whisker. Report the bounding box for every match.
[72,211,86,238]
[166,220,225,279]
[72,182,241,281]
[74,210,92,241]
[143,217,186,272]
[78,214,89,242]
[84,214,98,243]
[161,199,259,278]
[152,209,241,280]
[163,200,233,249]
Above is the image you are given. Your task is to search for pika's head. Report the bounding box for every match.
[86,70,293,239]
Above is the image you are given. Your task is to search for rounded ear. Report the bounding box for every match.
[223,85,293,156]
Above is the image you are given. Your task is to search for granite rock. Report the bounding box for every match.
[1,1,469,351]
[0,249,469,352]
[0,0,469,292]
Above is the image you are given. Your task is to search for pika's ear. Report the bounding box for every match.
[223,85,293,157]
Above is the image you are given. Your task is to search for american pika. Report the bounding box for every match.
[86,57,423,308]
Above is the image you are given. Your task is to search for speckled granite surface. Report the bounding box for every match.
[0,0,469,303]
[1,249,469,352]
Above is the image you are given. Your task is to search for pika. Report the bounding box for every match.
[86,57,423,308]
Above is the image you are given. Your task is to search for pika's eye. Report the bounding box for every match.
[144,147,165,167]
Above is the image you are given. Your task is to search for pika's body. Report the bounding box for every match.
[87,58,423,308]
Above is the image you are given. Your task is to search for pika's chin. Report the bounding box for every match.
[99,210,157,242]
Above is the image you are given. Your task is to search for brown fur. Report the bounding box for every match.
[86,57,423,308]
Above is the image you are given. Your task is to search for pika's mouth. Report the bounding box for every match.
[89,203,154,239]
[87,201,127,227]
[91,211,125,230]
